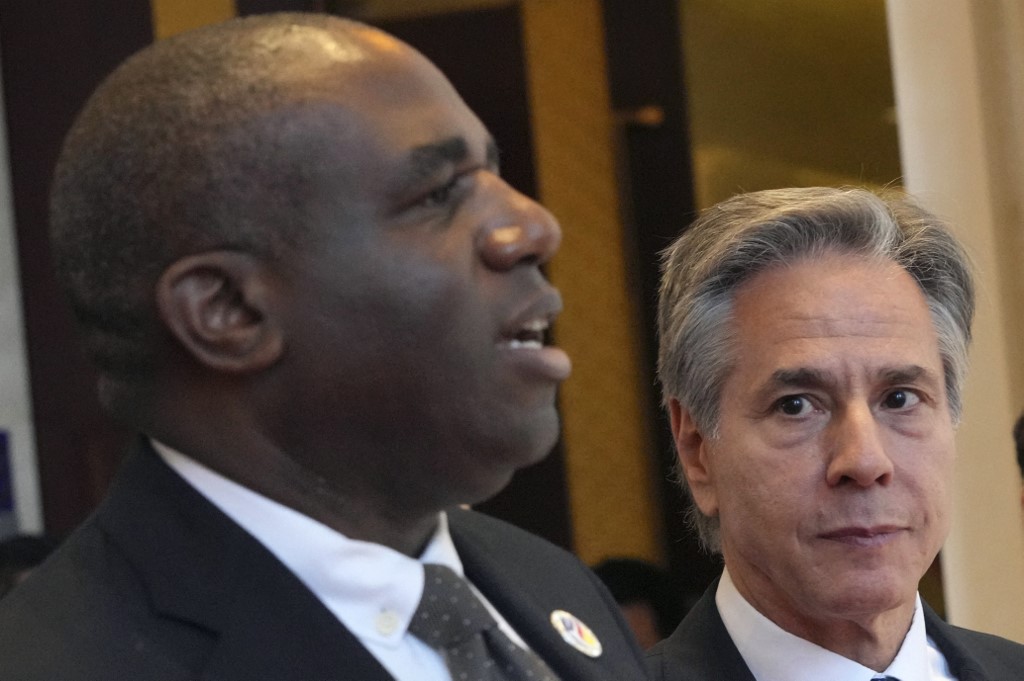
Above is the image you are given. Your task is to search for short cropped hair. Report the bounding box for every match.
[657,186,975,553]
[49,13,373,379]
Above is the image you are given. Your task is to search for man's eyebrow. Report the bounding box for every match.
[769,367,835,390]
[757,365,937,398]
[748,367,834,406]
[407,137,468,180]
[404,137,500,182]
[879,365,932,385]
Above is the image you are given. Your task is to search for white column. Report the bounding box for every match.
[0,45,43,536]
[887,0,1024,641]
[0,46,43,536]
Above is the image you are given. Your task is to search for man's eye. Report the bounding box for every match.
[420,176,460,207]
[777,395,812,416]
[882,389,920,410]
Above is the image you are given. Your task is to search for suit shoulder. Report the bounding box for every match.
[448,508,585,568]
[0,518,198,680]
[942,622,1024,677]
[644,616,706,681]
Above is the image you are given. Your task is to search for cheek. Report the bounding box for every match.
[924,462,954,532]
[897,431,954,544]
[367,272,475,344]
[711,437,819,537]
[707,444,783,518]
[916,430,955,503]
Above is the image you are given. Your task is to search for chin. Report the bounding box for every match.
[496,433,558,477]
[514,421,561,468]
[821,572,914,619]
[529,404,562,449]
[441,462,519,510]
[462,427,559,503]
[485,402,561,456]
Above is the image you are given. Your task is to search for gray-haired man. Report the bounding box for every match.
[648,187,1024,680]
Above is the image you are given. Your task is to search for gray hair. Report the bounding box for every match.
[657,186,975,553]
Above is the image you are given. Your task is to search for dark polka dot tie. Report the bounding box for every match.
[408,564,561,681]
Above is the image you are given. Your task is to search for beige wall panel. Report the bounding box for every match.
[151,0,236,40]
[887,0,1024,642]
[520,0,663,565]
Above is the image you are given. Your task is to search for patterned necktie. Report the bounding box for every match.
[408,563,561,681]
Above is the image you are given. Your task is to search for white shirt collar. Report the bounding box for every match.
[716,566,941,681]
[151,440,462,647]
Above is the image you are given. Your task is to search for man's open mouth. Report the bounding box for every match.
[502,317,549,349]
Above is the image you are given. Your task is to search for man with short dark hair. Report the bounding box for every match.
[0,14,647,680]
[649,187,1024,680]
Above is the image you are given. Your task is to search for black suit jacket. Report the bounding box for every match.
[0,441,648,680]
[646,579,1024,681]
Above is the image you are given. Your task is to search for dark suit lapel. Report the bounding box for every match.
[923,604,990,681]
[98,440,395,681]
[450,514,624,681]
[647,580,755,681]
[653,590,999,681]
[196,557,392,681]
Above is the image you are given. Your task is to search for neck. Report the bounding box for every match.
[149,427,442,557]
[239,452,442,556]
[797,612,911,671]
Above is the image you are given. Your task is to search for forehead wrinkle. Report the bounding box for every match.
[778,310,922,340]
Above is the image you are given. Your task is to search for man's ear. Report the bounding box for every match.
[668,398,718,517]
[156,251,284,373]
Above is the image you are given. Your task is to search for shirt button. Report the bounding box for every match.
[376,610,400,636]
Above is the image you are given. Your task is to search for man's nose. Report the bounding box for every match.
[825,405,895,487]
[478,177,561,271]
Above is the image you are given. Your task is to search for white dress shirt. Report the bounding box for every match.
[153,440,529,681]
[716,567,957,681]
